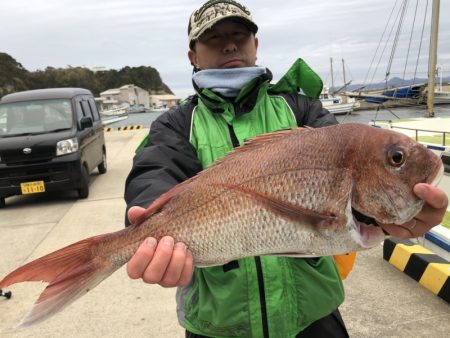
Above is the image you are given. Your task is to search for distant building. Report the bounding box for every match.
[96,84,150,111]
[149,94,180,110]
[90,66,108,73]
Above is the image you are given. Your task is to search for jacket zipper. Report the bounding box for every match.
[255,256,269,338]
[228,124,269,338]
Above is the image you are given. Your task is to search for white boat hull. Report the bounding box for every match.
[321,100,359,115]
[100,107,128,116]
[434,91,450,105]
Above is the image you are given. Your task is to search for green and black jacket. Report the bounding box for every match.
[124,59,344,338]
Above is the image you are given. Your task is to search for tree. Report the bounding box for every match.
[0,53,29,96]
[0,52,174,97]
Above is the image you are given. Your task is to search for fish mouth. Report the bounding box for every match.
[351,208,385,248]
[348,160,444,248]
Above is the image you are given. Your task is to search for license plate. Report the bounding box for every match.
[20,181,46,195]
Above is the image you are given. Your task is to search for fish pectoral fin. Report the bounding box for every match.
[263,195,336,225]
[221,184,336,225]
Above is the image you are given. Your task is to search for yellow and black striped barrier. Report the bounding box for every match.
[118,125,144,131]
[383,238,450,303]
[104,125,145,132]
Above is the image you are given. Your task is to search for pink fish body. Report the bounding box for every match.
[0,123,444,327]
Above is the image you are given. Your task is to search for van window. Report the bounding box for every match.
[0,99,73,136]
[75,100,84,121]
[81,101,93,119]
[88,98,100,121]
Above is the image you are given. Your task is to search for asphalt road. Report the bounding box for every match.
[0,129,449,337]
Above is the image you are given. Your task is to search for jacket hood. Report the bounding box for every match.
[269,58,323,99]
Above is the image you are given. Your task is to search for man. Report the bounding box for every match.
[124,1,448,337]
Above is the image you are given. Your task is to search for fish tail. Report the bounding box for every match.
[0,232,125,328]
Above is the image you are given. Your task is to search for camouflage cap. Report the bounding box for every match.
[188,0,258,48]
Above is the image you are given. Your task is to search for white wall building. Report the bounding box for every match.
[149,94,180,110]
[97,84,150,111]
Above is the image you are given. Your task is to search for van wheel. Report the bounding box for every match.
[98,150,107,174]
[78,165,90,199]
[0,197,5,208]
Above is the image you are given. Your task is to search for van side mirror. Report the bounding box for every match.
[80,116,93,130]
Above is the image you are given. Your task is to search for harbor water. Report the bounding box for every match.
[105,104,450,129]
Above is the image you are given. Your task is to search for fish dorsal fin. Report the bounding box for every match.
[202,128,310,173]
[241,128,308,150]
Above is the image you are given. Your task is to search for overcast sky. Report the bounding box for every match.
[1,0,449,98]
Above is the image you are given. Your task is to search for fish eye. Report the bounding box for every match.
[387,148,406,167]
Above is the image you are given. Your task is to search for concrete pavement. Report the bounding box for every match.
[0,129,449,337]
[0,129,184,338]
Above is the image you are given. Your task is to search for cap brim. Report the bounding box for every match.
[190,16,258,48]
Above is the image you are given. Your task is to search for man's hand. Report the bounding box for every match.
[380,183,448,238]
[126,206,194,287]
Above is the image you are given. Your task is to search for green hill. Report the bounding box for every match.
[0,52,173,97]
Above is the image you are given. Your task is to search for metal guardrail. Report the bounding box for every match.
[388,125,449,146]
[390,125,450,173]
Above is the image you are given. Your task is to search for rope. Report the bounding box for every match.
[402,0,419,80]
[386,0,408,81]
[413,0,429,84]
[368,1,403,89]
[363,0,399,87]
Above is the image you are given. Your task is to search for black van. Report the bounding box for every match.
[0,88,107,207]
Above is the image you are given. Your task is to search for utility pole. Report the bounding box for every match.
[426,0,440,117]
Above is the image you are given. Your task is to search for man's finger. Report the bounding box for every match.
[177,251,194,287]
[128,206,146,225]
[127,237,157,279]
[160,242,188,287]
[143,236,174,284]
[414,184,448,209]
[380,220,421,239]
[414,202,446,228]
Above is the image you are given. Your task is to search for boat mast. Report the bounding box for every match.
[330,57,335,94]
[426,0,440,117]
[342,59,347,86]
